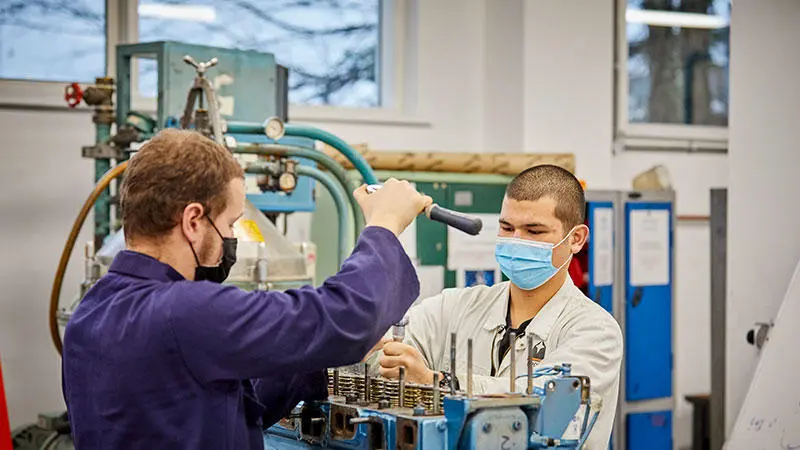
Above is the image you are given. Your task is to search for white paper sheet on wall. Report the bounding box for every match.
[446,213,500,271]
[629,209,670,286]
[592,207,614,287]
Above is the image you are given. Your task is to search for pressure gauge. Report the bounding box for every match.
[278,172,297,192]
[223,135,238,151]
[264,117,285,140]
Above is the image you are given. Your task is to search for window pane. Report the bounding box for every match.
[0,0,106,82]
[138,0,381,107]
[626,0,730,126]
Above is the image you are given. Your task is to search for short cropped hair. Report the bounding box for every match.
[505,165,585,231]
[119,129,244,241]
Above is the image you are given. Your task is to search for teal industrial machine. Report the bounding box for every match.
[14,41,605,450]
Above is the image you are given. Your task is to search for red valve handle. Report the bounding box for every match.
[64,83,83,108]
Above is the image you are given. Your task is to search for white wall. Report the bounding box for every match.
[0,108,95,428]
[726,0,800,436]
[0,2,728,448]
[524,0,615,188]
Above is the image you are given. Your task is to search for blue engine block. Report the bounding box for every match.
[263,374,597,450]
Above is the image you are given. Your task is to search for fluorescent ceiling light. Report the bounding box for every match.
[626,8,729,29]
[138,4,217,23]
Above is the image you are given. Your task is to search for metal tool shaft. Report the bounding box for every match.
[526,335,534,395]
[432,372,440,414]
[449,333,457,395]
[392,316,408,342]
[467,339,474,398]
[364,363,371,402]
[509,331,517,393]
[399,367,406,408]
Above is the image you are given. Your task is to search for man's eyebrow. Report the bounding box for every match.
[499,218,549,228]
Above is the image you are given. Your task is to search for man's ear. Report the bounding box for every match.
[569,224,590,253]
[181,202,205,244]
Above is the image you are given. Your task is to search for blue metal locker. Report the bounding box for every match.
[624,202,673,401]
[587,201,614,314]
[627,411,672,450]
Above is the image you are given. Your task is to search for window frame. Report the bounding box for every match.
[614,0,729,152]
[0,0,423,125]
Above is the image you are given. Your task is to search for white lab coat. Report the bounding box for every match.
[369,276,622,450]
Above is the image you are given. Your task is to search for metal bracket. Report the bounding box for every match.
[82,144,125,160]
[746,322,773,349]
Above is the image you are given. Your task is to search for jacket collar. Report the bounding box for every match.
[482,276,575,342]
[109,250,186,282]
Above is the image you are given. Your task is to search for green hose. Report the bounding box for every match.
[225,121,379,186]
[282,123,379,186]
[245,164,351,267]
[296,166,351,267]
[233,144,365,235]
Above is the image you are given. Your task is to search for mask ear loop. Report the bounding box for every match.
[553,226,578,271]
[188,242,202,267]
[206,216,226,239]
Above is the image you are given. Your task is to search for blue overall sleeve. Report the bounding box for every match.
[251,371,328,428]
[167,226,419,384]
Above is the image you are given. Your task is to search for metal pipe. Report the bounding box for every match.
[233,143,365,234]
[509,331,517,393]
[83,242,95,282]
[226,121,380,185]
[94,123,112,251]
[225,122,264,134]
[526,335,534,395]
[256,242,268,290]
[467,339,473,398]
[247,164,351,267]
[449,333,457,395]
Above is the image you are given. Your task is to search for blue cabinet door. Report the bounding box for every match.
[627,411,672,450]
[625,202,673,401]
[587,201,614,314]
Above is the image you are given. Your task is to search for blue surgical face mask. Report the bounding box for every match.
[495,229,575,291]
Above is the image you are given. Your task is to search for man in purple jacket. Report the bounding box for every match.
[62,129,431,449]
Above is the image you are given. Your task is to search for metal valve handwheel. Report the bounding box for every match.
[64,83,84,108]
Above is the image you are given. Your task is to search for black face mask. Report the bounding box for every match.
[190,217,238,283]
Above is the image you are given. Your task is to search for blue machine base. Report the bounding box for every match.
[263,376,594,450]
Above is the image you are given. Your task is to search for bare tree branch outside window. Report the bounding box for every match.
[138,0,381,107]
[0,0,105,82]
[0,0,381,108]
[626,0,729,126]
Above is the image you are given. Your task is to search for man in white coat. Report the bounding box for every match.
[367,165,623,449]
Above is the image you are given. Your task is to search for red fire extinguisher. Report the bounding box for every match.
[0,355,11,450]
